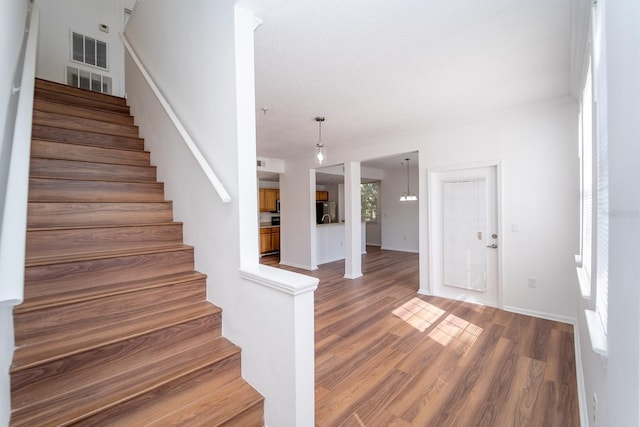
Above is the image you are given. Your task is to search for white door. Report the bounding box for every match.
[429,166,499,307]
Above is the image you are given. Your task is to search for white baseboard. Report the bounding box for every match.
[501,305,576,325]
[278,260,315,271]
[380,246,419,254]
[417,288,431,296]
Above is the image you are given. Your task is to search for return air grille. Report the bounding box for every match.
[66,66,112,95]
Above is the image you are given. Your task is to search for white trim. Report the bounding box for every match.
[572,319,590,427]
[427,160,503,308]
[502,305,576,325]
[343,272,363,280]
[120,33,232,204]
[417,288,432,296]
[584,309,608,359]
[380,246,419,254]
[239,265,318,296]
[279,260,317,271]
[576,264,592,300]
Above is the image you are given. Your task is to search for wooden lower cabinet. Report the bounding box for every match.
[260,226,280,254]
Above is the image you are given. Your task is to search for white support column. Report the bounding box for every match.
[235,6,259,268]
[344,161,362,279]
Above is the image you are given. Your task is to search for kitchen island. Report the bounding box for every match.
[316,221,366,265]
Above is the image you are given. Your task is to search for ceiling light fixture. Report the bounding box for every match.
[399,158,417,202]
[314,116,327,165]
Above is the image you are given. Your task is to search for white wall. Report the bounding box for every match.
[577,1,640,425]
[0,1,31,424]
[282,99,579,321]
[35,0,136,97]
[125,4,317,424]
[418,101,579,321]
[381,168,419,252]
[605,1,640,423]
[280,164,317,269]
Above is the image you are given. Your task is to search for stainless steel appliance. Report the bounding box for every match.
[316,201,336,224]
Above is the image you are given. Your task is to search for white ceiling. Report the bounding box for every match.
[240,0,574,168]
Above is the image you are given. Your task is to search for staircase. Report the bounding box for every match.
[10,79,264,426]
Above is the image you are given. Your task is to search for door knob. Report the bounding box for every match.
[486,244,498,249]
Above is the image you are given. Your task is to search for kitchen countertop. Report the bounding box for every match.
[259,223,280,228]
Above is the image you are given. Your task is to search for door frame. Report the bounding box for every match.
[426,160,503,308]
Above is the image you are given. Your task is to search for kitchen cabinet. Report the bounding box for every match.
[259,188,279,212]
[316,191,329,201]
[260,226,280,254]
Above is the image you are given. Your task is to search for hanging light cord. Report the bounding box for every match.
[316,116,324,147]
[406,159,410,193]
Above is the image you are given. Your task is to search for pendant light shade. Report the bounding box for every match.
[399,158,417,201]
[314,117,327,165]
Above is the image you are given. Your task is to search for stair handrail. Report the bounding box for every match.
[0,3,39,304]
[119,33,232,204]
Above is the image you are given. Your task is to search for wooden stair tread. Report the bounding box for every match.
[27,221,182,232]
[24,243,193,267]
[26,223,183,258]
[11,336,239,427]
[16,271,206,313]
[35,78,127,106]
[33,98,133,125]
[30,157,157,182]
[31,139,151,166]
[32,124,144,151]
[33,110,139,138]
[14,279,205,346]
[28,177,165,202]
[24,246,196,300]
[35,87,130,115]
[146,378,264,427]
[27,201,174,228]
[26,223,184,259]
[12,321,226,407]
[12,301,221,371]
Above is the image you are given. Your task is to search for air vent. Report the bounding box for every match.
[71,31,108,70]
[66,66,112,94]
[257,159,266,167]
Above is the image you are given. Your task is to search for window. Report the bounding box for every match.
[361,182,379,223]
[578,0,608,356]
[578,63,593,297]
[592,0,609,339]
[66,66,112,94]
[71,31,108,70]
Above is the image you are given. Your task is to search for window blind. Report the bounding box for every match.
[593,0,609,336]
[581,65,593,282]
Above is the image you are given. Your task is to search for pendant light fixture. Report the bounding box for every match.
[314,116,327,165]
[399,158,417,201]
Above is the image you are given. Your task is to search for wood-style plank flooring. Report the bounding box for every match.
[261,247,579,426]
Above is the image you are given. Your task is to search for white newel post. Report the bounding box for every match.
[239,267,318,427]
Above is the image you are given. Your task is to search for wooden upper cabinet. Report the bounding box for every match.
[316,191,329,201]
[259,188,279,212]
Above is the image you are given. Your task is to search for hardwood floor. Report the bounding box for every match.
[261,247,579,426]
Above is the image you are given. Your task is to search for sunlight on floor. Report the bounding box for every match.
[392,297,446,333]
[392,298,483,353]
[428,313,483,353]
